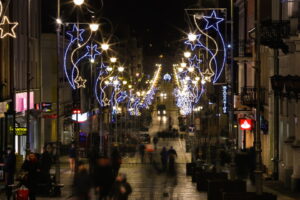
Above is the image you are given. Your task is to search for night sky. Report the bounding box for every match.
[42,0,199,56]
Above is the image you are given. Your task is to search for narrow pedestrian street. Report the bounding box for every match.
[119,109,206,200]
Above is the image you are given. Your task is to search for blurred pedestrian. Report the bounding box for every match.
[168,146,177,172]
[138,144,145,163]
[160,147,168,171]
[39,145,53,194]
[88,146,98,175]
[4,148,16,200]
[110,173,132,200]
[93,157,114,200]
[21,153,40,200]
[153,136,159,150]
[72,161,92,200]
[69,143,77,172]
[111,147,122,178]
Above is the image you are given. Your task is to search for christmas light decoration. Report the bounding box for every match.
[193,10,226,83]
[0,1,18,39]
[63,24,99,89]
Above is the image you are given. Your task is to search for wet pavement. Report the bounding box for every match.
[120,139,206,200]
[2,109,298,199]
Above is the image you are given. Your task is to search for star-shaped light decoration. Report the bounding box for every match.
[184,34,204,51]
[203,10,224,31]
[66,24,85,42]
[75,76,87,88]
[202,69,214,82]
[86,44,101,60]
[188,55,202,69]
[0,16,18,38]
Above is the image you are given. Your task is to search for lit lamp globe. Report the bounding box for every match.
[184,51,191,58]
[73,0,84,6]
[101,43,109,51]
[188,67,194,72]
[118,66,124,72]
[110,57,117,63]
[180,62,187,68]
[89,23,99,32]
[188,33,197,41]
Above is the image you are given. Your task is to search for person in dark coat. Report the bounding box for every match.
[111,147,122,178]
[40,146,53,184]
[21,153,40,200]
[93,157,114,200]
[110,173,132,200]
[160,147,168,171]
[72,161,93,200]
[4,148,16,200]
[168,146,177,172]
[153,136,159,150]
[138,144,145,163]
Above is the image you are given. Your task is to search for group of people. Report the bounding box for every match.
[160,146,177,172]
[2,145,54,200]
[72,148,132,200]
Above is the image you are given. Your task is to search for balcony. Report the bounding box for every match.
[240,87,266,107]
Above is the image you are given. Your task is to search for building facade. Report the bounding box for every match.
[235,0,300,191]
[0,0,42,157]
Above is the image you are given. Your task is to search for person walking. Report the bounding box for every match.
[168,146,177,173]
[110,173,132,200]
[72,161,93,200]
[160,147,168,171]
[138,144,145,163]
[93,157,114,200]
[111,147,122,179]
[69,143,77,172]
[4,148,16,200]
[153,136,159,150]
[21,153,40,200]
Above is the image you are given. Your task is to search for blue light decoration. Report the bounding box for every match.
[94,62,110,107]
[63,24,99,89]
[222,85,228,113]
[163,73,172,81]
[127,92,141,116]
[187,10,226,83]
[94,62,128,116]
[173,62,205,115]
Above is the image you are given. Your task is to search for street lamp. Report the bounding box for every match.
[73,0,84,6]
[110,57,117,63]
[184,51,192,58]
[101,43,109,51]
[118,66,125,72]
[188,33,197,41]
[89,23,99,32]
[56,18,62,25]
[180,62,187,68]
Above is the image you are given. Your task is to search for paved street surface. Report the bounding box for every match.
[2,109,298,200]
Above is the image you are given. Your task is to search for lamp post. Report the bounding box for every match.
[55,0,62,184]
[26,0,32,156]
[255,0,263,194]
[229,0,236,180]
